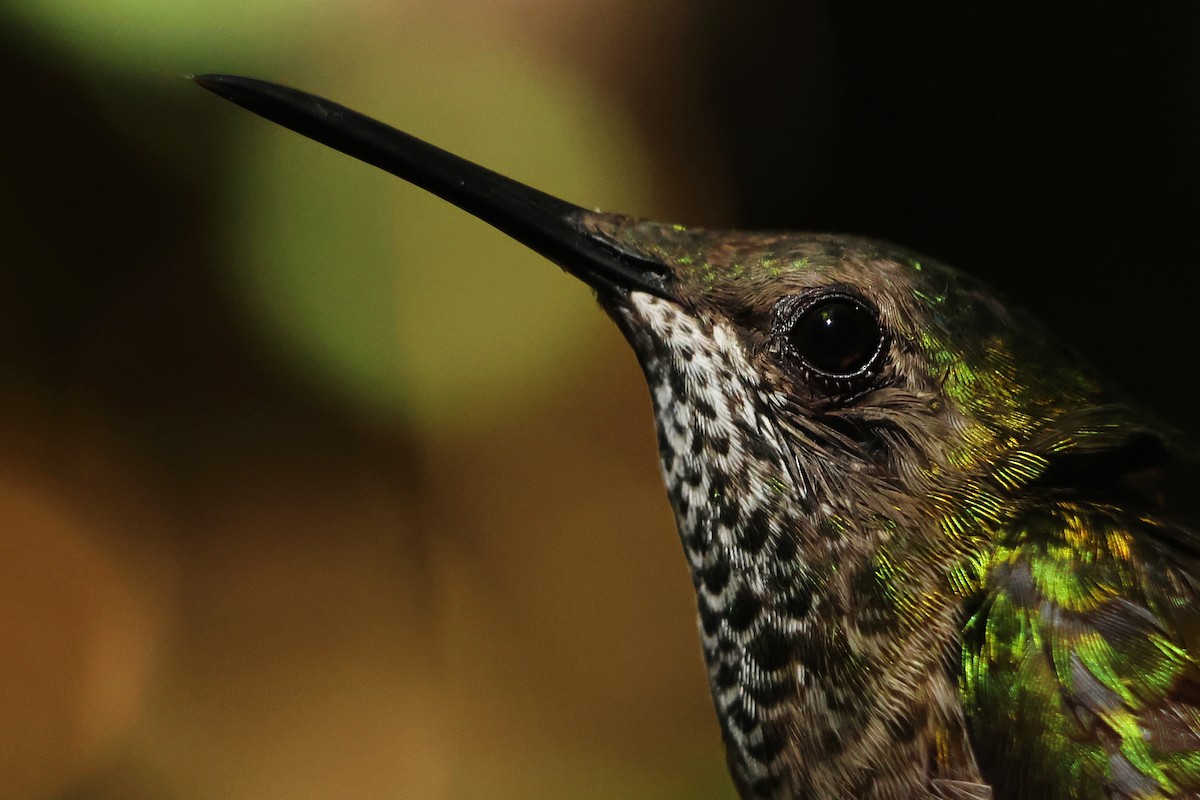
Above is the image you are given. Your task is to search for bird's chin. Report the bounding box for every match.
[595,291,680,365]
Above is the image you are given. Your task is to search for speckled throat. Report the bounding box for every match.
[605,291,985,800]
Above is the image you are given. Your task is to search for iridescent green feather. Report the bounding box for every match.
[960,502,1200,799]
[904,256,1200,798]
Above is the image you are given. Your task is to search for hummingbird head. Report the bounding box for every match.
[194,75,1165,797]
[581,211,1115,523]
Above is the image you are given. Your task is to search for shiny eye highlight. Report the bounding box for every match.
[777,292,886,388]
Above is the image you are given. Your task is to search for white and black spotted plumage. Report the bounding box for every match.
[605,285,984,799]
[616,295,802,795]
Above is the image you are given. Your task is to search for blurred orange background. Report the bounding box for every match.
[1,4,1198,799]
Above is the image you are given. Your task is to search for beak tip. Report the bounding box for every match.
[189,73,221,90]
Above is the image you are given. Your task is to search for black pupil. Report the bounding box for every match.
[789,298,880,376]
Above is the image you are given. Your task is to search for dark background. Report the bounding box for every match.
[1,4,1197,799]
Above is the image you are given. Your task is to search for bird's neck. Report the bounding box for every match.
[622,296,985,796]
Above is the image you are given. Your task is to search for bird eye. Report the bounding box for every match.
[782,293,884,380]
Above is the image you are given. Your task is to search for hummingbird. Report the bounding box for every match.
[194,74,1200,800]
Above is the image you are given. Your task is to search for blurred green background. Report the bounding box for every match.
[1,3,1197,799]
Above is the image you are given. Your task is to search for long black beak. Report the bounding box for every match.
[193,74,673,300]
